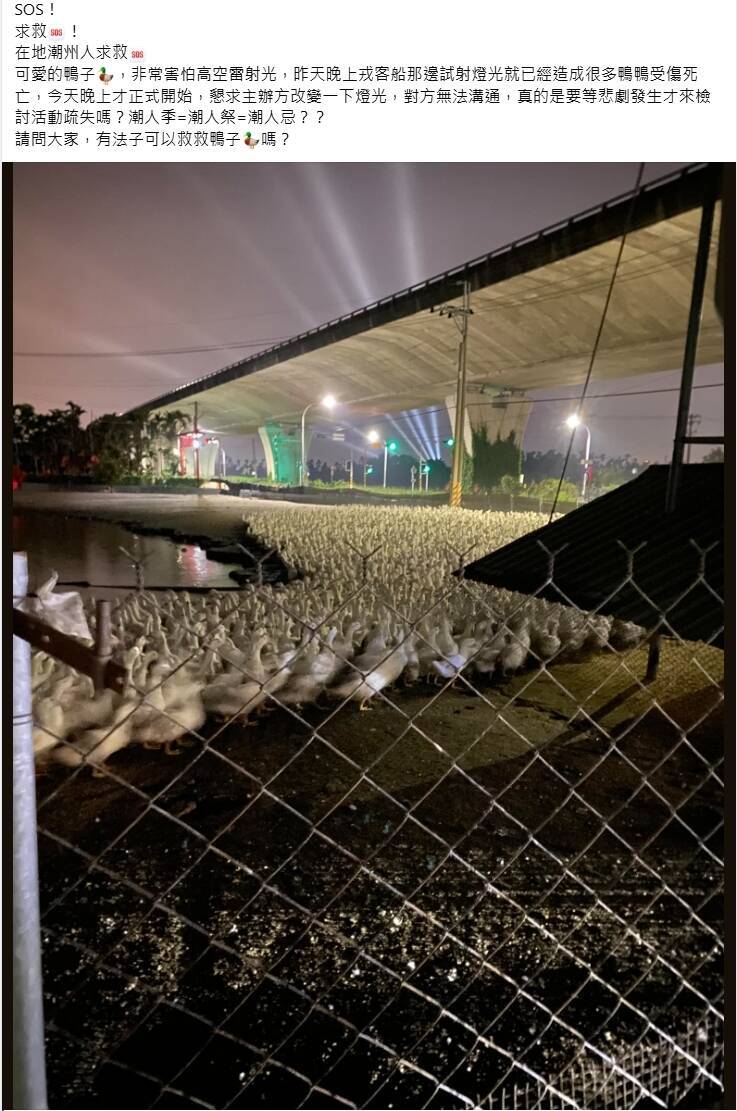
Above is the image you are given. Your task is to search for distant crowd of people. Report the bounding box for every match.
[225,457,268,478]
[305,459,354,482]
[226,456,356,483]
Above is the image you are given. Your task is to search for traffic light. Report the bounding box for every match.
[422,465,430,475]
[387,440,399,453]
[445,437,455,447]
[365,465,374,475]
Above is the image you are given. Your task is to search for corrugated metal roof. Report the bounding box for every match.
[462,464,724,644]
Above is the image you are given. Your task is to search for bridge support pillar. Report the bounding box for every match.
[258,423,302,485]
[444,387,532,486]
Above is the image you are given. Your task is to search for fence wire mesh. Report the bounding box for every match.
[20,504,724,1110]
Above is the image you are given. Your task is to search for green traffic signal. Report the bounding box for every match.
[366,465,374,474]
[445,437,455,447]
[387,440,399,453]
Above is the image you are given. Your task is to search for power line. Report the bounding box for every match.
[12,337,293,358]
[343,383,723,430]
[548,162,646,516]
[39,297,366,333]
[167,382,720,446]
[570,412,721,422]
[15,383,723,414]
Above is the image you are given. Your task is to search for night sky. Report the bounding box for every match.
[13,162,723,459]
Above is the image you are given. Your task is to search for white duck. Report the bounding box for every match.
[201,631,273,721]
[435,615,458,659]
[33,697,68,760]
[133,682,206,755]
[401,631,420,685]
[609,618,645,650]
[328,636,408,711]
[499,630,528,677]
[254,640,300,712]
[531,618,561,663]
[584,614,612,651]
[54,701,137,770]
[473,622,506,678]
[431,635,479,685]
[280,627,341,708]
[333,619,362,660]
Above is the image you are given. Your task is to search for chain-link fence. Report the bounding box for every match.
[14,504,724,1109]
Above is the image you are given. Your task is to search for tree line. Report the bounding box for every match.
[13,402,723,492]
[12,402,191,485]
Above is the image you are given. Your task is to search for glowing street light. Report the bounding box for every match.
[366,430,399,487]
[565,413,592,498]
[301,394,336,485]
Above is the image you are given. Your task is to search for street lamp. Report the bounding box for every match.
[565,413,592,498]
[300,394,336,485]
[366,430,398,487]
[366,430,379,488]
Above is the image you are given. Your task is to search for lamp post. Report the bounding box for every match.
[193,401,200,483]
[367,430,384,487]
[565,414,592,498]
[367,430,398,488]
[300,394,336,486]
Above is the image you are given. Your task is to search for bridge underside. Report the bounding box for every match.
[134,168,724,445]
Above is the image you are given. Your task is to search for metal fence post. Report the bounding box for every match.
[12,551,48,1110]
[92,599,112,692]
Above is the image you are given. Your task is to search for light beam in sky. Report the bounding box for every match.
[394,164,423,285]
[299,164,375,306]
[185,168,318,332]
[268,172,358,316]
[428,406,442,457]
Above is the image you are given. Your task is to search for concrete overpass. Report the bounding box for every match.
[130,163,724,482]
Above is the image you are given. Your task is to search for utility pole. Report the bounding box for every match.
[434,280,472,508]
[665,188,715,513]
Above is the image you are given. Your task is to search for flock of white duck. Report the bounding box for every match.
[31,506,644,770]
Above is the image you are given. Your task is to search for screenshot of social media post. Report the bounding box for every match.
[3,0,736,160]
[5,3,734,1111]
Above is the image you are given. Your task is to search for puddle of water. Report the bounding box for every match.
[12,512,242,595]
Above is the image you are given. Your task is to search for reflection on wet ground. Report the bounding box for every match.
[13,512,242,595]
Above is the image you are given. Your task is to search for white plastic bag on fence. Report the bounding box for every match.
[18,571,92,643]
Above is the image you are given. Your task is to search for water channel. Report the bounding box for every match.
[12,511,243,595]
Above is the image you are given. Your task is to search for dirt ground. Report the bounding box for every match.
[36,638,724,1109]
